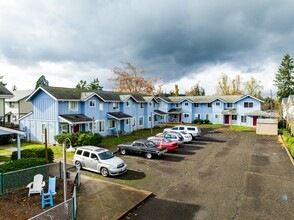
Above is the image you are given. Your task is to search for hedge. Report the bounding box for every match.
[11,148,54,163]
[0,158,46,173]
[54,132,102,146]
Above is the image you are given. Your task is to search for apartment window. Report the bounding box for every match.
[206,114,210,120]
[99,121,105,132]
[232,115,237,120]
[175,103,179,108]
[140,103,144,108]
[195,114,201,119]
[148,116,151,122]
[227,103,233,108]
[244,102,253,108]
[208,103,212,108]
[9,102,15,108]
[184,113,189,118]
[60,124,69,133]
[154,115,158,122]
[160,116,163,120]
[194,103,199,108]
[241,116,247,123]
[126,119,130,125]
[185,103,189,106]
[69,101,78,111]
[113,102,118,110]
[126,101,130,107]
[149,102,152,106]
[108,120,115,129]
[153,102,155,108]
[215,114,220,119]
[133,118,136,127]
[139,117,143,126]
[89,100,96,107]
[216,102,220,106]
[99,102,103,111]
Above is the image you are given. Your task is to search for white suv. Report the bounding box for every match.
[74,146,127,177]
[164,125,201,139]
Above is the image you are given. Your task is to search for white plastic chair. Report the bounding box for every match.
[27,174,46,197]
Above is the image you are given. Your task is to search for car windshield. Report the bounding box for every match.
[164,138,173,143]
[98,151,114,160]
[145,141,156,148]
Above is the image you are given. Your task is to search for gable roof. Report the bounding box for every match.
[6,89,34,102]
[0,83,13,98]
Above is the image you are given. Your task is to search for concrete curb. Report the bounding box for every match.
[278,135,294,167]
[116,192,153,220]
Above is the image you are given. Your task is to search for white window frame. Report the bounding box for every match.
[185,102,189,106]
[99,102,103,111]
[41,123,46,135]
[241,115,247,123]
[140,103,144,108]
[215,114,220,119]
[9,102,15,108]
[148,116,151,122]
[99,120,105,132]
[149,102,152,106]
[60,124,69,133]
[216,102,220,106]
[139,117,144,126]
[227,103,233,108]
[232,115,237,120]
[194,103,199,108]
[69,101,78,112]
[244,102,254,108]
[207,103,212,108]
[108,119,115,129]
[126,101,130,107]
[175,103,179,108]
[195,114,201,119]
[89,100,96,108]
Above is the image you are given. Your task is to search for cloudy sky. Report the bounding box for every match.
[0,0,293,96]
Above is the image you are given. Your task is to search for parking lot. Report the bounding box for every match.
[102,129,294,220]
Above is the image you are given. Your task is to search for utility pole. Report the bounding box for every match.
[270,90,273,118]
[44,128,48,164]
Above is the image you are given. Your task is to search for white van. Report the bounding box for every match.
[164,125,201,139]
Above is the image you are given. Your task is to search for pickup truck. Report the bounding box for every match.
[117,140,167,159]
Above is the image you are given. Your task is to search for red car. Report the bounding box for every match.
[148,137,178,151]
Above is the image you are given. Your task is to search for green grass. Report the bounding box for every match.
[102,128,164,147]
[229,125,254,132]
[282,129,294,157]
[0,149,11,154]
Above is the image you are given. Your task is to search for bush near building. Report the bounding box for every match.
[11,148,54,163]
[281,129,294,156]
[54,132,102,146]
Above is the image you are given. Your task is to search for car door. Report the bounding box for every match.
[82,150,92,169]
[132,142,142,154]
[89,153,99,170]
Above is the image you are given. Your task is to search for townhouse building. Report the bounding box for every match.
[19,86,160,144]
[5,89,33,124]
[19,86,267,145]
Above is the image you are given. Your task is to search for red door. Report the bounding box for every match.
[224,115,229,124]
[253,116,258,126]
[73,125,79,133]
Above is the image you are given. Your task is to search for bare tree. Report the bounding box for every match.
[185,81,205,96]
[244,77,263,98]
[216,73,243,95]
[109,62,158,95]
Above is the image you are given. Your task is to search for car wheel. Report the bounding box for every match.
[145,152,152,159]
[101,167,109,177]
[75,161,82,169]
[120,149,126,155]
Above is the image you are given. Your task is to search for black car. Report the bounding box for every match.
[117,140,167,159]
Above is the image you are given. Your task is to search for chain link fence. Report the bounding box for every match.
[0,162,61,195]
[29,169,80,220]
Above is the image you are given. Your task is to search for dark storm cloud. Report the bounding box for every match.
[1,0,294,84]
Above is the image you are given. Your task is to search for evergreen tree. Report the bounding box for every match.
[35,75,49,88]
[274,53,294,101]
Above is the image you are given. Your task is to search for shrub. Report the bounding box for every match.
[11,148,54,163]
[54,132,102,146]
[76,132,103,146]
[54,133,78,146]
[204,119,210,124]
[0,158,46,173]
[193,119,204,124]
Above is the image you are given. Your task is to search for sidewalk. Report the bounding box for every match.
[77,175,152,220]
